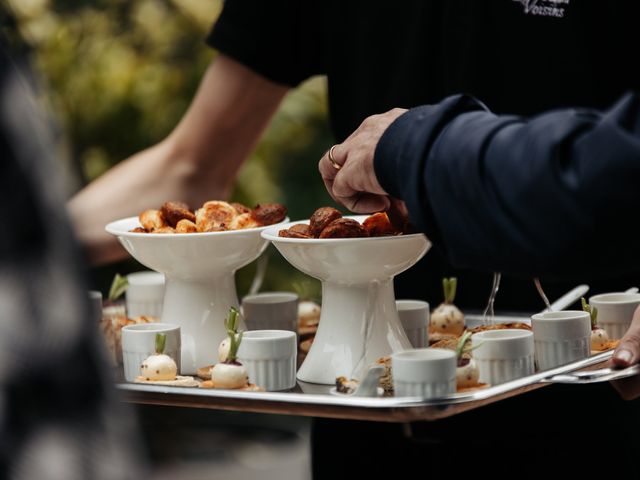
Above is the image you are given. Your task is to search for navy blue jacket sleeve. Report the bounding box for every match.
[374,92,640,279]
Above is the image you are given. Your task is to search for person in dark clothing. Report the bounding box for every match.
[67,1,640,478]
[322,92,640,278]
[72,0,640,311]
[0,14,145,480]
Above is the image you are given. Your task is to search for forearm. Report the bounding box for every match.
[375,93,640,278]
[69,55,288,265]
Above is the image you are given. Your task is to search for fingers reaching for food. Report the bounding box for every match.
[131,200,287,234]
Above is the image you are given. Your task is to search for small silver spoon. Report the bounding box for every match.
[352,365,384,397]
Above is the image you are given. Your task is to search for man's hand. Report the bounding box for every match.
[612,305,640,367]
[610,305,640,400]
[319,108,407,213]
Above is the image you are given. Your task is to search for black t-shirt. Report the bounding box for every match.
[208,0,640,310]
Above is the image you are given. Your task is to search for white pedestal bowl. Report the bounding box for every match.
[106,216,287,374]
[262,217,431,385]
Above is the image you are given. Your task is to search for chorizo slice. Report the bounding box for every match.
[309,207,342,237]
[319,218,368,238]
[252,203,287,226]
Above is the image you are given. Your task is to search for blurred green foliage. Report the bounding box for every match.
[9,0,335,301]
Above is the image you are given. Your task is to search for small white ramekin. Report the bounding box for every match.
[241,292,299,334]
[237,330,297,391]
[392,348,456,398]
[396,300,429,348]
[589,293,640,340]
[530,310,591,371]
[121,323,181,382]
[472,329,534,385]
[126,271,165,318]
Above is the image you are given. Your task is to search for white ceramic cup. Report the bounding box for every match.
[121,323,180,382]
[396,300,429,348]
[126,271,165,318]
[392,348,456,398]
[589,293,640,340]
[242,292,299,333]
[530,310,591,371]
[472,329,535,385]
[237,330,297,391]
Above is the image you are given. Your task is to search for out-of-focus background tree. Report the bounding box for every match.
[8,0,334,300]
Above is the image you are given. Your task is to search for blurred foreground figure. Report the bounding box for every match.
[0,19,145,480]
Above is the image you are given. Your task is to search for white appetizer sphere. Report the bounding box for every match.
[210,362,248,389]
[298,300,321,324]
[431,303,465,335]
[591,328,609,351]
[140,354,178,381]
[456,357,479,388]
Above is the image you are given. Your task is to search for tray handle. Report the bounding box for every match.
[543,364,640,384]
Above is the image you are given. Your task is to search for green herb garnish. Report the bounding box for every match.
[224,307,243,362]
[225,306,240,334]
[155,333,166,354]
[581,297,598,329]
[443,277,458,304]
[454,330,483,359]
[108,273,128,301]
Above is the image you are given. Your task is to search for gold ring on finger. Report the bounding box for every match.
[328,144,341,170]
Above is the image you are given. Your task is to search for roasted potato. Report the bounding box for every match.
[175,219,198,233]
[154,226,175,234]
[139,209,167,231]
[195,201,237,232]
[229,212,260,230]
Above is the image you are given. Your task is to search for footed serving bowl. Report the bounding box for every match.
[262,216,430,384]
[106,216,287,374]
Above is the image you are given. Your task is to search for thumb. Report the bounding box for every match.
[612,304,640,367]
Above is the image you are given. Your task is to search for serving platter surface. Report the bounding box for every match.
[117,350,616,422]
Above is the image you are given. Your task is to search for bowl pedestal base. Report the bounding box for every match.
[162,275,246,375]
[296,279,411,385]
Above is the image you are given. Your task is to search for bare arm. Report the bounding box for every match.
[68,54,289,265]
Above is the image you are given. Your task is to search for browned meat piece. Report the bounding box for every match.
[195,201,237,232]
[319,218,368,238]
[175,219,198,233]
[231,202,251,215]
[160,201,196,228]
[362,212,401,237]
[129,227,147,233]
[229,212,261,230]
[279,226,312,238]
[252,203,287,226]
[290,223,311,236]
[309,207,342,237]
[139,209,167,231]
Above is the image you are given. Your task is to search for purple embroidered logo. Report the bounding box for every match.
[512,0,569,18]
